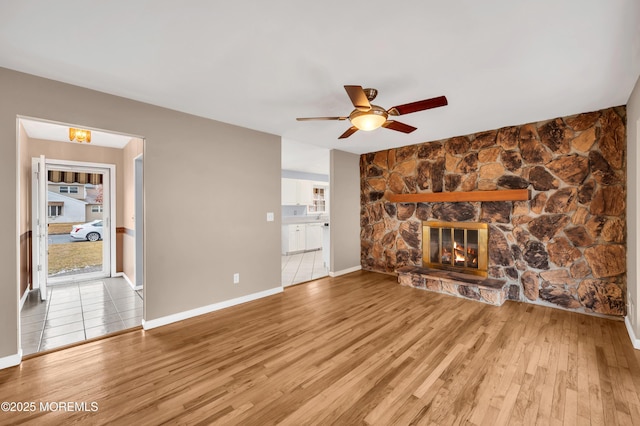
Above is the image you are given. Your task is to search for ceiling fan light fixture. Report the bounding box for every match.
[296,85,447,139]
[349,106,388,131]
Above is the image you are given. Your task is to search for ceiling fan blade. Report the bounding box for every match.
[382,120,417,133]
[344,85,371,112]
[388,95,448,116]
[338,126,359,139]
[296,116,348,121]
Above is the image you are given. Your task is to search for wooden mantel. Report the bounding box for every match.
[386,189,530,203]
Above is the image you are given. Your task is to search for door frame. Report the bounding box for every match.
[30,156,47,299]
[34,158,117,283]
[134,153,144,290]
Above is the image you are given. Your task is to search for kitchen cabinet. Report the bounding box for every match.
[309,185,327,213]
[297,180,313,206]
[282,224,306,254]
[281,222,324,254]
[305,223,323,251]
[281,178,317,206]
[281,178,298,205]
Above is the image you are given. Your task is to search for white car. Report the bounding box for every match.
[70,220,103,242]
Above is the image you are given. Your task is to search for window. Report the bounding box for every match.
[59,186,78,194]
[91,205,103,213]
[48,205,63,217]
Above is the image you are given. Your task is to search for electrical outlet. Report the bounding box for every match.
[233,273,240,284]
[267,212,274,222]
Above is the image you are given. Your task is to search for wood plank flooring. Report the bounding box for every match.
[1,270,640,425]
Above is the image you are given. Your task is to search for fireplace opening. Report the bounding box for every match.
[422,221,488,277]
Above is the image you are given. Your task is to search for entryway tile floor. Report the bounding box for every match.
[20,277,143,356]
[282,249,328,286]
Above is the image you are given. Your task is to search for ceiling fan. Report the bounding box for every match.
[296,85,448,139]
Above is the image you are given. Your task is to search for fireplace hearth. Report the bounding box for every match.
[422,221,489,277]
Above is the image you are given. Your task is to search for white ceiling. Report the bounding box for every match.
[1,1,639,157]
[282,138,330,175]
[20,118,135,149]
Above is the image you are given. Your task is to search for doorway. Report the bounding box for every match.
[18,117,144,355]
[31,158,114,296]
[280,139,331,287]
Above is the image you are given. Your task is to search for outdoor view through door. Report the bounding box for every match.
[32,158,112,291]
[48,167,109,282]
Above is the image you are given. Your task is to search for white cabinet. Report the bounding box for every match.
[281,178,317,206]
[281,178,298,205]
[282,224,306,254]
[305,223,323,251]
[282,223,324,254]
[297,180,313,206]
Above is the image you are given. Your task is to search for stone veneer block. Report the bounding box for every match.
[396,266,508,306]
[361,106,626,318]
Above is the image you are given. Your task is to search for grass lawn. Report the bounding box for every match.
[48,223,75,235]
[48,241,102,275]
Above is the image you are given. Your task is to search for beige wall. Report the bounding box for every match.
[1,67,282,361]
[329,149,361,274]
[627,74,640,336]
[122,138,143,284]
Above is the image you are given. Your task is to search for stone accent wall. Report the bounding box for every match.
[360,106,627,316]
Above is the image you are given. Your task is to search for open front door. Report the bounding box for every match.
[46,162,112,284]
[31,157,113,292]
[31,155,48,301]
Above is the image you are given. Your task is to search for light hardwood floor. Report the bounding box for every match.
[1,271,640,425]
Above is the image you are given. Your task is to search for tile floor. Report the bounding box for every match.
[282,248,328,286]
[20,277,143,356]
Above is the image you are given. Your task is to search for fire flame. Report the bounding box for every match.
[453,242,466,263]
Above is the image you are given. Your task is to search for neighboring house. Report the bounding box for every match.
[48,183,86,200]
[46,183,103,223]
[46,191,87,223]
[84,185,103,222]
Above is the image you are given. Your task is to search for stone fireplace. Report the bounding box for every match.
[360,106,627,316]
[423,221,488,277]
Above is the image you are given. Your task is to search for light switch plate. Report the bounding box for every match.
[266,212,274,222]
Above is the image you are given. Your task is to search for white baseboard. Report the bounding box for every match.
[142,286,283,330]
[19,288,29,311]
[0,349,22,370]
[117,272,142,291]
[625,316,640,350]
[329,265,362,278]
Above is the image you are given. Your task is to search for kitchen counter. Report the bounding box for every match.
[282,215,329,225]
[282,218,328,255]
